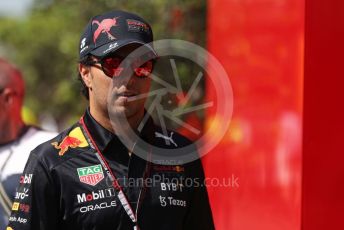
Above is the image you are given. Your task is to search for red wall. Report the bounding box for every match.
[206,0,304,229]
[302,0,344,229]
[206,0,344,229]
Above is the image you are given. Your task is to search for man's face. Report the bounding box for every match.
[87,44,152,120]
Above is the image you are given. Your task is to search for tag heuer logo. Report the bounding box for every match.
[77,164,104,186]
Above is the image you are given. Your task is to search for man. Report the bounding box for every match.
[0,58,57,229]
[7,10,214,230]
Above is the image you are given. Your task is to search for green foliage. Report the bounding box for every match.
[0,0,206,130]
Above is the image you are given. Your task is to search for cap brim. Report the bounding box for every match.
[90,39,157,58]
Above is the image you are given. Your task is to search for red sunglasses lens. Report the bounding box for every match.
[134,61,153,77]
[102,57,123,77]
[102,57,153,78]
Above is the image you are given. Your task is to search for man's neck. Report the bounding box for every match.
[89,107,144,135]
[0,118,25,145]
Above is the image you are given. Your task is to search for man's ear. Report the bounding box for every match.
[2,88,16,105]
[79,63,92,88]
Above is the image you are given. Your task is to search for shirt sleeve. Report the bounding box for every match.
[183,159,215,230]
[7,152,59,230]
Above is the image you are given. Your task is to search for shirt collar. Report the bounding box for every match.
[82,108,115,152]
[82,108,156,152]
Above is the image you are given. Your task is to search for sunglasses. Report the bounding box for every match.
[86,55,154,78]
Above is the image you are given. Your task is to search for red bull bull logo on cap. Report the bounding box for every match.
[92,17,119,44]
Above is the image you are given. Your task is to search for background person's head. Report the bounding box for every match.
[0,58,25,143]
[78,10,156,125]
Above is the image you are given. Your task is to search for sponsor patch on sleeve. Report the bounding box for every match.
[51,127,89,156]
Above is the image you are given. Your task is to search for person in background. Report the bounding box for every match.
[0,58,57,228]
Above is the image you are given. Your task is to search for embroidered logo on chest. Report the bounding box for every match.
[77,164,104,186]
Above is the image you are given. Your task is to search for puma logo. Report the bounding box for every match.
[155,132,178,147]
